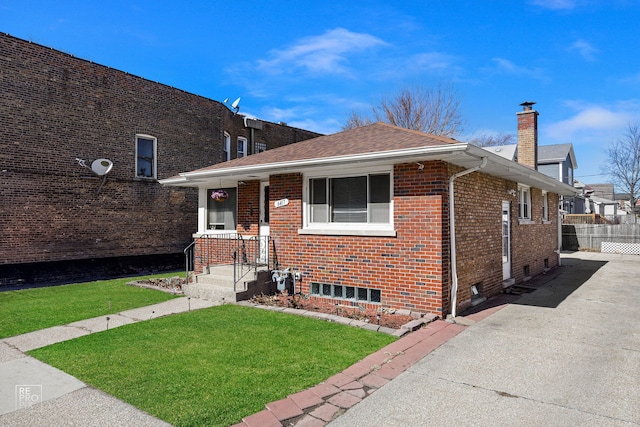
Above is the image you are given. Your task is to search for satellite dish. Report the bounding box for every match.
[91,158,113,176]
[231,97,241,112]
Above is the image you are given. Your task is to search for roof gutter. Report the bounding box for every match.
[163,143,470,182]
[448,156,488,321]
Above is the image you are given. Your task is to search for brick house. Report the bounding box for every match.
[161,104,577,317]
[0,32,319,286]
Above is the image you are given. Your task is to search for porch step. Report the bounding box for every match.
[187,264,271,304]
[183,282,237,304]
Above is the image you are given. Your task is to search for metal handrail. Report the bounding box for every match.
[184,233,273,291]
[183,240,197,283]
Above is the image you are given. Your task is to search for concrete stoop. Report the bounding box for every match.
[187,266,274,304]
[183,282,237,304]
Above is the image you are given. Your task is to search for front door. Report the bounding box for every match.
[258,182,270,264]
[502,201,511,281]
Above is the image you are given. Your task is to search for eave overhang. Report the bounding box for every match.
[159,143,578,196]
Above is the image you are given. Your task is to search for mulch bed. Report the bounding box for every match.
[127,276,186,294]
[249,292,416,329]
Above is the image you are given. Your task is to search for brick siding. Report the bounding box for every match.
[0,33,319,285]
[252,161,560,316]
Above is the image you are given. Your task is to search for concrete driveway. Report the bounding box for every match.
[330,252,640,426]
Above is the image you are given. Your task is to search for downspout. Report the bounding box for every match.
[449,157,487,320]
[557,201,563,267]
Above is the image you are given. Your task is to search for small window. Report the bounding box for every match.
[321,283,331,296]
[345,286,355,300]
[333,285,344,298]
[237,137,247,158]
[518,185,531,220]
[542,191,549,221]
[255,142,267,153]
[310,283,382,304]
[136,135,156,178]
[223,132,231,161]
[311,283,320,295]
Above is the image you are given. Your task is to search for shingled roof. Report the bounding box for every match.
[161,122,578,196]
[185,122,459,174]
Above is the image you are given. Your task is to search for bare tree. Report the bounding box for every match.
[606,122,640,215]
[469,132,515,147]
[342,84,465,137]
[343,110,374,130]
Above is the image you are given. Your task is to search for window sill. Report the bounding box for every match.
[543,220,552,225]
[518,219,535,225]
[298,227,397,237]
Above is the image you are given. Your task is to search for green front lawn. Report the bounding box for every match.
[30,304,395,427]
[0,273,180,338]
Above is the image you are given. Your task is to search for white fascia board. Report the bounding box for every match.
[178,143,471,181]
[158,176,189,185]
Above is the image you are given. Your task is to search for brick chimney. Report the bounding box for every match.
[517,101,538,170]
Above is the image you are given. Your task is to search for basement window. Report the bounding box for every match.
[310,282,382,304]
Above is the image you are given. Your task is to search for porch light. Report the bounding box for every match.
[211,189,229,202]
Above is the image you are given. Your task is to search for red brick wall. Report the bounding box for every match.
[452,166,560,313]
[267,162,450,315]
[511,189,560,283]
[197,160,560,316]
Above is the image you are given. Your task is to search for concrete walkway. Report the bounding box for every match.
[329,251,640,426]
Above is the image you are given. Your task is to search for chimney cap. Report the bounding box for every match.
[520,101,536,111]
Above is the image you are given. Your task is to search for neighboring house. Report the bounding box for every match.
[161,103,577,317]
[484,133,583,212]
[0,33,319,286]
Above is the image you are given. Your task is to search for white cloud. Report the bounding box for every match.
[490,58,547,81]
[545,101,640,143]
[529,0,582,10]
[256,28,387,77]
[568,39,599,61]
[410,52,458,73]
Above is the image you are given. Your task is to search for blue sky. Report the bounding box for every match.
[1,0,639,183]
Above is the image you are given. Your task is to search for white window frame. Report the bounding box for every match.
[237,137,247,158]
[223,132,231,161]
[206,187,237,232]
[300,167,395,236]
[518,185,532,222]
[542,191,549,222]
[135,134,157,179]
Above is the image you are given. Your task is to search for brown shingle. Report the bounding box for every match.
[187,122,459,173]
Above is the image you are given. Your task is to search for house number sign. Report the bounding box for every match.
[274,198,289,208]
